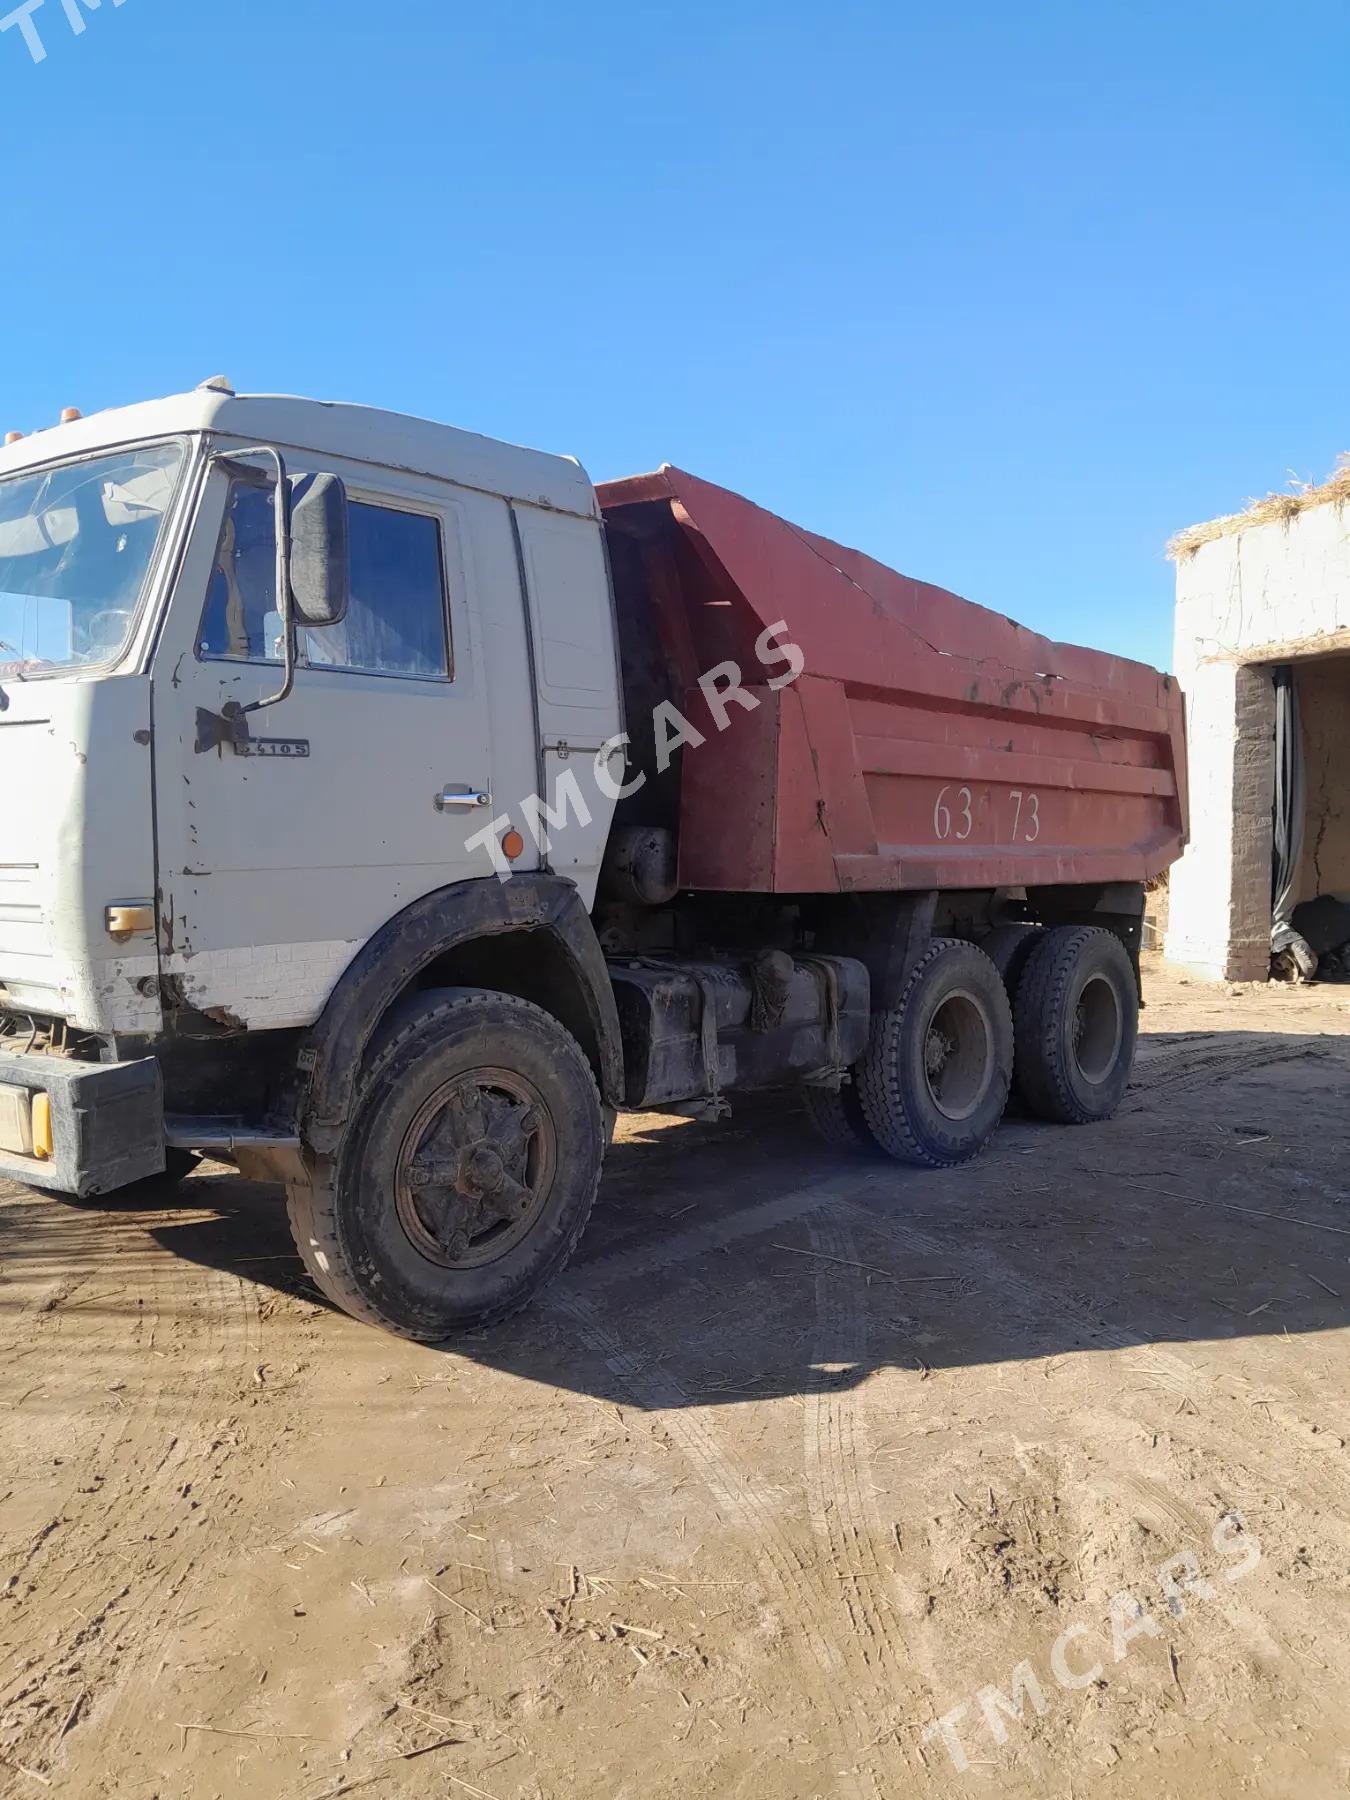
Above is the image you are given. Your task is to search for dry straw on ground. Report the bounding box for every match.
[1169,453,1350,561]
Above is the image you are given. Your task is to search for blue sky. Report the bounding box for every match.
[3,0,1348,672]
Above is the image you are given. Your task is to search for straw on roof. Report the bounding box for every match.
[1168,454,1350,561]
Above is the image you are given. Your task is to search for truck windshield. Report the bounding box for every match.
[0,443,184,677]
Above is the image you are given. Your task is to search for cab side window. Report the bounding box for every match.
[199,481,451,679]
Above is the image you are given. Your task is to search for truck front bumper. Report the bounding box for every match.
[0,1051,165,1199]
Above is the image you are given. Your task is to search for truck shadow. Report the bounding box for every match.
[127,1025,1350,1409]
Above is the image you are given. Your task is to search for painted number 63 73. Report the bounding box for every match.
[933,786,1040,844]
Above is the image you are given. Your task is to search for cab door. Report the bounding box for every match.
[151,454,501,1032]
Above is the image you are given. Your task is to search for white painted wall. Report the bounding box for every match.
[1167,498,1350,981]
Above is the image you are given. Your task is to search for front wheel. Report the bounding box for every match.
[288,989,604,1339]
[858,939,1014,1168]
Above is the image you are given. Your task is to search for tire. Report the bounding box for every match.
[858,938,1014,1168]
[1014,927,1138,1124]
[802,1079,883,1155]
[980,923,1046,1008]
[287,988,604,1340]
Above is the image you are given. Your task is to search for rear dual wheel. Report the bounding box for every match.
[857,939,1014,1168]
[804,926,1138,1163]
[980,922,1046,1008]
[1013,927,1138,1124]
[804,936,1024,1163]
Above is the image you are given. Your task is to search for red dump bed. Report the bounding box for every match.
[598,467,1188,896]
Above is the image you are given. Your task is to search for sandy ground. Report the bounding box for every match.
[2,954,1349,1799]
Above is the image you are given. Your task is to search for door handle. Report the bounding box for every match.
[435,785,492,812]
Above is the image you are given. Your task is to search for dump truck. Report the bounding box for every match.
[0,386,1188,1338]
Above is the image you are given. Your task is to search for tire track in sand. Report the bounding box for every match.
[551,1288,872,1795]
[803,1216,913,1692]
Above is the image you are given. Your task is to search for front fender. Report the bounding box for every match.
[296,874,623,1153]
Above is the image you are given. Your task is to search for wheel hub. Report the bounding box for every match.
[1072,974,1124,1084]
[395,1070,554,1269]
[920,988,995,1123]
[463,1143,506,1196]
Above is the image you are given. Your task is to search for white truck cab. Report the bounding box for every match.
[0,383,622,1047]
[0,387,648,1334]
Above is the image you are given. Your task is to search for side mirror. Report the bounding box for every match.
[289,472,350,629]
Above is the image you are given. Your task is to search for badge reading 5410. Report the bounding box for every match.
[238,738,311,760]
